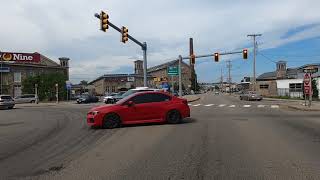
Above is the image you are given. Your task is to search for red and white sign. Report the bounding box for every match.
[304,73,312,95]
[0,52,40,63]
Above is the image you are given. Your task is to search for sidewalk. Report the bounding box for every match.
[181,95,200,102]
[263,98,320,111]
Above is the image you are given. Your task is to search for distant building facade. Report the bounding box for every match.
[0,52,69,97]
[257,61,320,99]
[89,59,192,95]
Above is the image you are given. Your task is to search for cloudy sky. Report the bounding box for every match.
[1,0,320,83]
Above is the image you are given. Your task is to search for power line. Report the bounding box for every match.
[257,52,277,63]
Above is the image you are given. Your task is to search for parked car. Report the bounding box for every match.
[0,95,15,109]
[76,94,99,104]
[103,91,126,104]
[113,87,160,103]
[240,91,263,101]
[87,91,190,128]
[14,94,38,104]
[103,93,118,104]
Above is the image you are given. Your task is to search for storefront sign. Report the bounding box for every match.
[0,52,40,63]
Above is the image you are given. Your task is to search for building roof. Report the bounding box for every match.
[257,63,320,81]
[147,59,189,73]
[257,71,276,80]
[89,73,153,84]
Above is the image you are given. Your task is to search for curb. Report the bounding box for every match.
[187,97,200,103]
[282,104,320,112]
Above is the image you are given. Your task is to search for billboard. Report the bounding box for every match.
[0,52,41,63]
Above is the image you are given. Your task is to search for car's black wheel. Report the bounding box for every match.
[8,106,14,109]
[166,110,182,124]
[30,100,35,103]
[103,113,121,129]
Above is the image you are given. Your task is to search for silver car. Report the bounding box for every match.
[240,91,263,101]
[14,94,38,104]
[0,95,15,109]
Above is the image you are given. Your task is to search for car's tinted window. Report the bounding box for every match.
[131,93,171,104]
[1,96,12,100]
[131,94,151,104]
[151,93,171,102]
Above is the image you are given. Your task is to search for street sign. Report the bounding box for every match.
[167,66,179,76]
[303,67,318,73]
[304,73,312,95]
[66,81,72,90]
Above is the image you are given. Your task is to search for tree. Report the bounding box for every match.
[22,73,67,101]
[80,80,88,85]
[312,78,319,99]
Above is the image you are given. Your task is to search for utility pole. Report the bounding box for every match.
[0,51,2,95]
[189,38,196,92]
[55,83,59,104]
[227,60,232,95]
[220,68,223,92]
[247,34,262,91]
[178,55,182,97]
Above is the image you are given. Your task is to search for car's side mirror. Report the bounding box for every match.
[127,101,134,107]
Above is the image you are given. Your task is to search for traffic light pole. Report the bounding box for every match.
[176,50,244,97]
[95,13,148,87]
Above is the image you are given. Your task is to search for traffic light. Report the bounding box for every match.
[214,53,219,62]
[190,54,196,65]
[243,49,248,59]
[100,11,109,32]
[121,26,129,43]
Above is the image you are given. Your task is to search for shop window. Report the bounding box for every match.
[259,84,269,89]
[289,83,302,92]
[14,72,21,83]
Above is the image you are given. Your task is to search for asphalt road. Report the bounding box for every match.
[1,94,320,180]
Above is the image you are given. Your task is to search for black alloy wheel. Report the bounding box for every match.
[103,113,121,129]
[166,110,182,124]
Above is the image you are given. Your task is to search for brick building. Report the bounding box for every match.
[0,52,69,97]
[89,59,192,95]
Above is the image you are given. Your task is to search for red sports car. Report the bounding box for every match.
[87,91,190,128]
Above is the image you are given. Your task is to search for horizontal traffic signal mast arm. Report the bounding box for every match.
[181,50,243,60]
[94,13,145,49]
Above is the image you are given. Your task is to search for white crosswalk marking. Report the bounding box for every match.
[188,103,192,106]
[257,105,266,108]
[271,105,279,108]
[243,105,251,108]
[193,104,201,107]
[204,104,214,107]
[218,104,226,107]
[229,105,236,107]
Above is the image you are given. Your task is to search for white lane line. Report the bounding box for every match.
[243,105,251,108]
[188,103,192,106]
[204,104,214,107]
[229,105,236,108]
[257,105,266,108]
[193,104,201,107]
[218,104,226,107]
[271,105,279,108]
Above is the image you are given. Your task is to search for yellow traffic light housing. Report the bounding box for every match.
[243,49,248,59]
[121,26,129,43]
[100,11,109,32]
[190,54,196,65]
[214,53,219,62]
